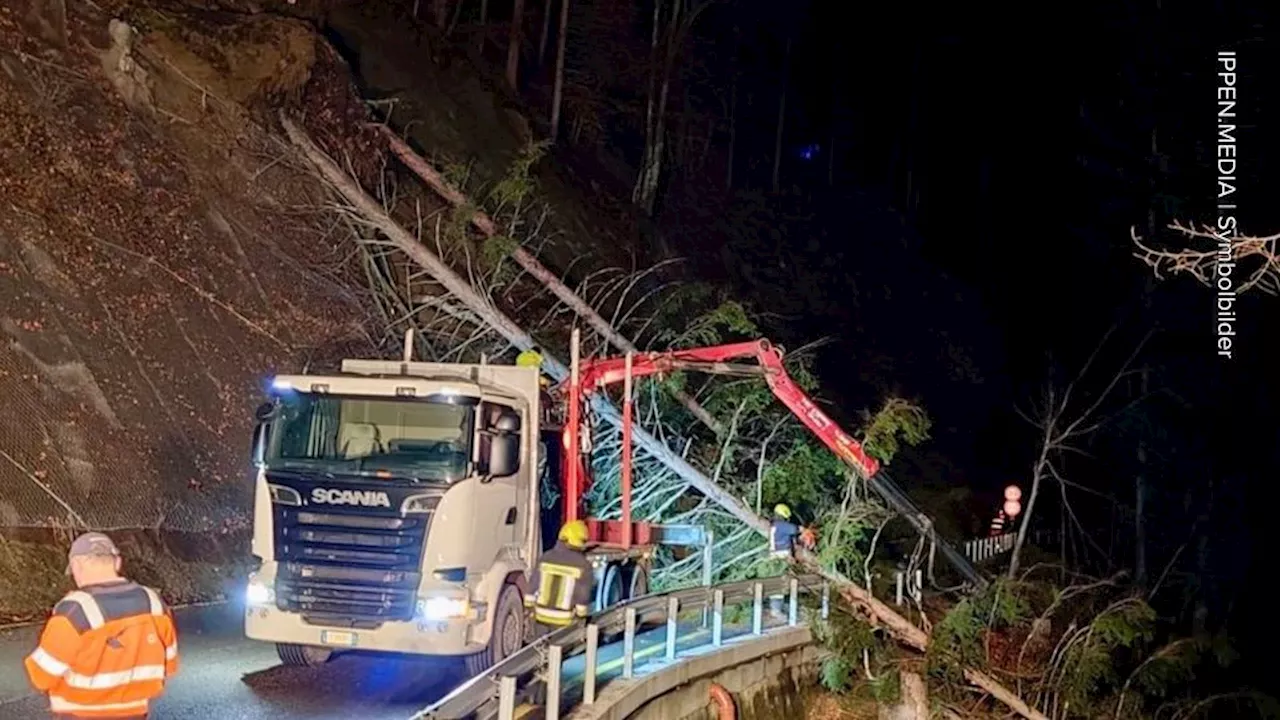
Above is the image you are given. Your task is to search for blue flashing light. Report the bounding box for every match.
[270,377,293,392]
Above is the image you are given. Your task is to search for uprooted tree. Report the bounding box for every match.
[279,113,1054,718]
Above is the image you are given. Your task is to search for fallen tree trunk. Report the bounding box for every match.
[374,124,724,435]
[282,115,1046,720]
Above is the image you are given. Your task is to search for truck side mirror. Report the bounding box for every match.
[487,412,522,478]
[251,402,275,466]
[494,412,521,433]
[250,421,269,466]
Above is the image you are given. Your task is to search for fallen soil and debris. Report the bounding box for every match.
[0,0,396,618]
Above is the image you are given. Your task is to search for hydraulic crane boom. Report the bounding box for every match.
[565,338,987,589]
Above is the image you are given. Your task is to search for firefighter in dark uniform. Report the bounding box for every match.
[769,504,802,559]
[525,520,595,631]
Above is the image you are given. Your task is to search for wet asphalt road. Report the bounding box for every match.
[0,601,468,720]
[0,598,780,719]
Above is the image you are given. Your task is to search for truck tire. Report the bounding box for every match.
[628,563,649,599]
[598,563,625,610]
[276,643,333,667]
[464,584,524,676]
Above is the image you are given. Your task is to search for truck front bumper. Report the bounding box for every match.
[244,603,484,656]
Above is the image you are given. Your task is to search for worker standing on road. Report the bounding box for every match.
[24,532,179,720]
[525,520,595,632]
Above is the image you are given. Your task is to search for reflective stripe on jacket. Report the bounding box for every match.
[770,519,799,553]
[25,580,179,718]
[527,542,595,626]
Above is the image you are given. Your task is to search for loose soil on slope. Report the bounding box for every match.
[0,0,401,619]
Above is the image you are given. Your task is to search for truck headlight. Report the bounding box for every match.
[416,596,469,620]
[247,578,275,606]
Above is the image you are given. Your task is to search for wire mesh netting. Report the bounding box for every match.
[0,204,358,534]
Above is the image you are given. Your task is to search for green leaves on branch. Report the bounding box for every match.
[860,397,932,463]
[489,140,550,209]
[927,578,1031,682]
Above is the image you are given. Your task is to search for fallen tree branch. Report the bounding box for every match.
[375,124,724,434]
[282,115,1046,720]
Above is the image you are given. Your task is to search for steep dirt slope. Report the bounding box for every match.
[0,1,391,614]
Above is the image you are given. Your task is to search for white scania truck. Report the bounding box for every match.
[243,333,659,672]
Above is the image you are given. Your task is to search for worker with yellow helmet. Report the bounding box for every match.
[524,520,596,630]
[769,503,815,559]
[515,345,553,388]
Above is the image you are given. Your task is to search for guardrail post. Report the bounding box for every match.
[701,531,714,627]
[752,582,763,635]
[895,571,904,606]
[498,675,517,720]
[712,589,724,646]
[546,644,563,720]
[622,607,638,679]
[788,578,799,626]
[914,570,923,603]
[821,582,830,620]
[583,623,599,705]
[665,596,679,661]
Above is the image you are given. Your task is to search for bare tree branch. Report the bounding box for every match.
[1131,220,1280,295]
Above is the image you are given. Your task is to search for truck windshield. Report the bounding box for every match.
[266,394,474,483]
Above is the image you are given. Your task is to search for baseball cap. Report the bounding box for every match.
[65,532,120,575]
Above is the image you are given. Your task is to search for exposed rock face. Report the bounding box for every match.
[100,19,154,111]
[0,1,378,532]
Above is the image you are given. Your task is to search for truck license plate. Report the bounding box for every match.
[321,630,357,647]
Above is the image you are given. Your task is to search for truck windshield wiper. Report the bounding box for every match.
[264,465,341,481]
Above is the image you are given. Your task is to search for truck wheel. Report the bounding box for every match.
[276,643,333,667]
[599,563,625,610]
[628,564,649,599]
[464,584,524,676]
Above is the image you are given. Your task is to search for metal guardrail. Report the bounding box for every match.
[963,530,1059,564]
[413,573,828,720]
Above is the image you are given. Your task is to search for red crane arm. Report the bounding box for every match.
[573,340,881,480]
[559,331,986,590]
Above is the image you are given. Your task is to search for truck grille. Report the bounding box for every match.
[273,503,437,623]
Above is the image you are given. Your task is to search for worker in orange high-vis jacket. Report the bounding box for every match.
[24,532,179,720]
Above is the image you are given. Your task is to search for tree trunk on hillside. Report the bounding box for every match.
[478,0,490,53]
[375,125,724,434]
[431,0,449,29]
[771,36,791,195]
[549,0,571,139]
[632,0,669,213]
[506,0,527,89]
[286,117,1047,720]
[632,0,712,213]
[725,26,739,191]
[538,0,552,64]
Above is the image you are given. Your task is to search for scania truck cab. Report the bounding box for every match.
[245,348,546,673]
[243,336,659,673]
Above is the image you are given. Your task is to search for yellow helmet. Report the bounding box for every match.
[558,520,589,549]
[774,503,792,520]
[516,348,543,368]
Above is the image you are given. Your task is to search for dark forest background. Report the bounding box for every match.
[342,0,1280,688]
